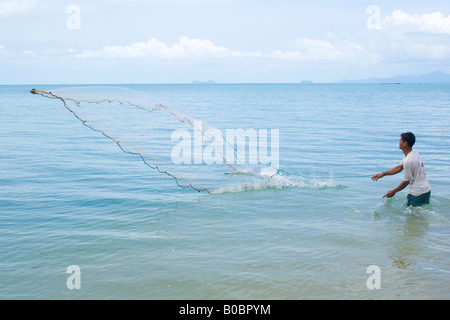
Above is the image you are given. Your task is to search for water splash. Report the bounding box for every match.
[373,195,449,224]
[214,168,342,194]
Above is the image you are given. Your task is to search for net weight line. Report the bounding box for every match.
[30,88,212,194]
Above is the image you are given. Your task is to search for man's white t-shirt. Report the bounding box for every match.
[400,150,431,196]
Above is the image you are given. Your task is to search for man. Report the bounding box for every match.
[372,132,431,207]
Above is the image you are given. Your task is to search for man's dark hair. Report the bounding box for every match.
[401,132,416,147]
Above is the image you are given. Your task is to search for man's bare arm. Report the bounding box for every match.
[383,180,410,198]
[372,164,403,181]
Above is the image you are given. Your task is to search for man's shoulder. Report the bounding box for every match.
[404,150,421,166]
[407,149,420,159]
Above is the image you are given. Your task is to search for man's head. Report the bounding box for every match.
[400,132,415,149]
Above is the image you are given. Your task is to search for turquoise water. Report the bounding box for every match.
[1,84,449,299]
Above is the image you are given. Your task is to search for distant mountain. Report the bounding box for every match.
[338,70,450,84]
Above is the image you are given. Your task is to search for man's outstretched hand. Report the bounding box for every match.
[371,172,385,181]
[383,190,396,198]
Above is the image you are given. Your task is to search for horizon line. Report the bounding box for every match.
[2,81,450,86]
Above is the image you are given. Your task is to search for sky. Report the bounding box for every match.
[1,0,450,84]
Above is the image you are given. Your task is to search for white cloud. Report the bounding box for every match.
[75,35,378,65]
[0,44,7,56]
[369,10,450,62]
[382,10,450,35]
[275,38,380,65]
[290,38,343,60]
[22,50,35,57]
[0,0,36,16]
[76,36,245,60]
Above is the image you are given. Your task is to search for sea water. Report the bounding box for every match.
[0,83,449,299]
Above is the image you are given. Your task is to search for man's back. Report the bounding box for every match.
[401,150,431,196]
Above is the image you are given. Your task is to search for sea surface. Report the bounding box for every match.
[0,83,449,299]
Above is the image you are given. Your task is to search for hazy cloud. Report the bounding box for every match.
[382,10,450,35]
[0,0,36,16]
[75,35,379,65]
[373,10,450,62]
[76,36,245,59]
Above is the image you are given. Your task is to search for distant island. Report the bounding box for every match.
[299,80,314,84]
[337,70,450,84]
[192,80,217,84]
